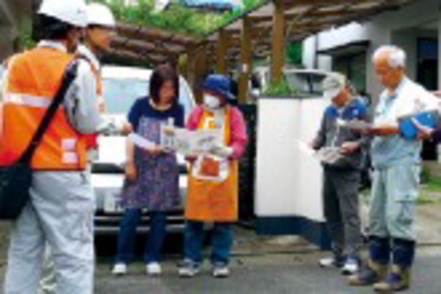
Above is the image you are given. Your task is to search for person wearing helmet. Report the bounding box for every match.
[78,3,132,159]
[1,0,101,293]
[79,2,116,113]
[38,3,131,293]
[178,75,247,279]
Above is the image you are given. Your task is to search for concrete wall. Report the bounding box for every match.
[302,0,441,99]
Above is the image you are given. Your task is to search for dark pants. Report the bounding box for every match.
[183,221,233,266]
[323,167,362,258]
[115,209,166,264]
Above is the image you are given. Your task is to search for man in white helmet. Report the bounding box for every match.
[78,2,132,164]
[79,2,117,114]
[2,0,101,293]
[38,3,132,293]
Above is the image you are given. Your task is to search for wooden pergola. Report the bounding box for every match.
[107,0,415,103]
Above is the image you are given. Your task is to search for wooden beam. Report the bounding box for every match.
[116,23,198,47]
[111,37,181,59]
[238,16,253,104]
[194,45,208,105]
[271,0,285,84]
[106,48,165,65]
[217,29,228,74]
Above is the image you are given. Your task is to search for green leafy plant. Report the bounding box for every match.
[17,19,35,50]
[286,42,302,65]
[263,78,295,97]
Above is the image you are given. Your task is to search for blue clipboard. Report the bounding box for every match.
[399,111,438,140]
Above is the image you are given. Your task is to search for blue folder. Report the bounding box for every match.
[399,111,438,140]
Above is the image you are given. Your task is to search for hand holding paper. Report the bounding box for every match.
[337,119,372,132]
[129,133,156,150]
[209,144,233,159]
[316,147,343,165]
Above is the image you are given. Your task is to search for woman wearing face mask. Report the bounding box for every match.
[112,64,184,277]
[178,74,247,278]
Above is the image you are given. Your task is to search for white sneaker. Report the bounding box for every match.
[178,264,200,278]
[212,266,230,278]
[318,255,344,268]
[341,257,360,275]
[146,262,162,276]
[112,263,128,276]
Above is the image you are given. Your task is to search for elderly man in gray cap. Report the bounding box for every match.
[311,73,370,276]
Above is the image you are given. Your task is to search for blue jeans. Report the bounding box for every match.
[115,209,166,264]
[183,221,233,266]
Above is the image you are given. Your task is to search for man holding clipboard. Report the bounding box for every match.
[348,46,439,292]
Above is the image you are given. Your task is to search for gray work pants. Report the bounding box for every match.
[323,167,362,257]
[4,171,95,294]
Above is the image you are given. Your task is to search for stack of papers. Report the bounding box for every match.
[297,141,343,165]
[337,119,372,131]
[129,133,156,150]
[316,147,343,165]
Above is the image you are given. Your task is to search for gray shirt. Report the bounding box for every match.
[313,97,370,170]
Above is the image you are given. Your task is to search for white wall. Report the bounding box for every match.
[303,0,441,99]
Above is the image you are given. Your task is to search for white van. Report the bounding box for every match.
[92,65,196,234]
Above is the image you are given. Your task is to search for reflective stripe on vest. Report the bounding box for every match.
[84,61,102,150]
[0,47,87,170]
[4,93,52,108]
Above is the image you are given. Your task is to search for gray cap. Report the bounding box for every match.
[322,73,346,100]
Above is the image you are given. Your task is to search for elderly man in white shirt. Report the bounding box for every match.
[348,45,438,292]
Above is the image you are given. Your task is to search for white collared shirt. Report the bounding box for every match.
[77,44,100,72]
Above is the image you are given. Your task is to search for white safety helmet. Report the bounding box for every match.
[38,0,88,28]
[87,3,116,28]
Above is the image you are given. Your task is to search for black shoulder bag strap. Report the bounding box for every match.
[19,59,81,165]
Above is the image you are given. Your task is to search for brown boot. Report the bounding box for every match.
[373,265,411,293]
[347,260,388,286]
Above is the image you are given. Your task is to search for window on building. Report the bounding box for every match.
[417,38,438,91]
[333,52,367,95]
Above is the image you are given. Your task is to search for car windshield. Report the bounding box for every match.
[102,77,193,116]
[102,78,147,114]
[284,72,327,98]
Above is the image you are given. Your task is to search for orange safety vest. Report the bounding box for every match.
[83,61,102,151]
[185,106,239,222]
[0,47,87,171]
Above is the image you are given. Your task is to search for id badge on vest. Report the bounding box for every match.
[192,110,229,182]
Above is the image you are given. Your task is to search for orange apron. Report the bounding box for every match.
[185,106,239,222]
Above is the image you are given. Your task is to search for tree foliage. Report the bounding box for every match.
[90,0,263,37]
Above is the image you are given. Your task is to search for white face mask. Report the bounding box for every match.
[203,94,221,109]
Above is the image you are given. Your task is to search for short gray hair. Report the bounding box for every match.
[372,45,406,68]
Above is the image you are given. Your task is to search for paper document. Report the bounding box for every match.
[297,140,316,157]
[337,119,372,131]
[129,133,156,150]
[160,127,222,156]
[316,147,343,165]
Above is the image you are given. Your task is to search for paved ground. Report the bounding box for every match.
[1,227,441,293]
[1,187,441,293]
[94,247,441,294]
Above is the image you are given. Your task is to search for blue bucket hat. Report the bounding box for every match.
[203,74,236,103]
